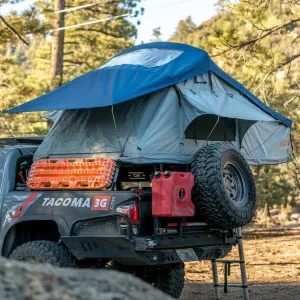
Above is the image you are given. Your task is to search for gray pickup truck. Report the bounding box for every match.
[0,137,240,299]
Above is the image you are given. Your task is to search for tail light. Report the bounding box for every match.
[116,202,139,225]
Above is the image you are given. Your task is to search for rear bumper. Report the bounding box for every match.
[61,232,233,266]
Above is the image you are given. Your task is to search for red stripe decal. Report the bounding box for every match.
[10,192,39,223]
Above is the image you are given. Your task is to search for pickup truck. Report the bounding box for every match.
[0,137,237,299]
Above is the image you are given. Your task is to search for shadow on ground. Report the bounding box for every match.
[181,231,300,300]
[181,282,300,300]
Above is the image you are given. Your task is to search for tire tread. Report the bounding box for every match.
[9,240,76,267]
[191,142,256,229]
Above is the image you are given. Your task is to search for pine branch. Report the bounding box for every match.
[284,95,300,107]
[253,73,271,94]
[64,41,79,45]
[0,14,29,46]
[63,60,92,68]
[75,28,123,38]
[254,53,300,93]
[212,17,300,57]
[281,0,300,5]
[276,53,300,70]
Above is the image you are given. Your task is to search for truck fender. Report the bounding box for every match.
[1,215,69,257]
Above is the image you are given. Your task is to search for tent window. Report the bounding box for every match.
[184,115,235,141]
[99,48,183,69]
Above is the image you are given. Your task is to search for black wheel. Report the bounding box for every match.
[9,240,76,267]
[191,142,256,229]
[144,264,184,299]
[112,263,185,299]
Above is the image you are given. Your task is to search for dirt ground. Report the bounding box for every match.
[181,229,300,300]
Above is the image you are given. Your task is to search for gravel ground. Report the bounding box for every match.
[181,230,300,300]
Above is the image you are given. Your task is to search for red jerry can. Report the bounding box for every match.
[152,172,195,217]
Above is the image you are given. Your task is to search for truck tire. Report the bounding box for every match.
[112,262,184,299]
[9,240,76,267]
[191,142,256,229]
[150,264,185,299]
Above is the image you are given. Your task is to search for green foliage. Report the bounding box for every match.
[169,16,196,43]
[0,40,49,136]
[256,164,298,207]
[0,1,49,136]
[0,5,46,45]
[35,0,140,81]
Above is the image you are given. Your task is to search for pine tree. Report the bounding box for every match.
[0,1,46,45]
[151,27,162,42]
[0,2,49,136]
[0,40,49,137]
[169,16,196,43]
[35,0,141,82]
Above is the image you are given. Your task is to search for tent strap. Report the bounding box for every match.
[111,105,123,151]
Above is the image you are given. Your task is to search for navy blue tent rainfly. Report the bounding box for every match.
[5,42,291,127]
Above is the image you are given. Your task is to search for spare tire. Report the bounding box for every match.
[191,142,256,229]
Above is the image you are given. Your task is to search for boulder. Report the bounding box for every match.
[269,208,280,216]
[0,258,173,300]
[270,214,280,222]
[290,213,300,220]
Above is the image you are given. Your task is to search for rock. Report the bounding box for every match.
[269,208,280,216]
[290,213,300,220]
[270,214,279,221]
[0,257,173,300]
[291,207,299,214]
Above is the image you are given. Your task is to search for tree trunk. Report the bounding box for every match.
[50,0,65,91]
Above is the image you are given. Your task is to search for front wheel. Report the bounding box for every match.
[9,240,76,267]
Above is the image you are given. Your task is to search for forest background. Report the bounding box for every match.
[0,0,299,213]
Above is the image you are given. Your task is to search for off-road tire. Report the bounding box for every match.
[9,240,76,267]
[151,264,185,299]
[191,142,256,229]
[112,262,185,299]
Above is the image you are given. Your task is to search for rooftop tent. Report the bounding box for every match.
[5,42,292,165]
[4,42,292,127]
[34,73,291,165]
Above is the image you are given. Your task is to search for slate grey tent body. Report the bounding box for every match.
[7,42,290,165]
[35,71,291,165]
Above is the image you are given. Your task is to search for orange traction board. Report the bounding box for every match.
[27,158,116,190]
